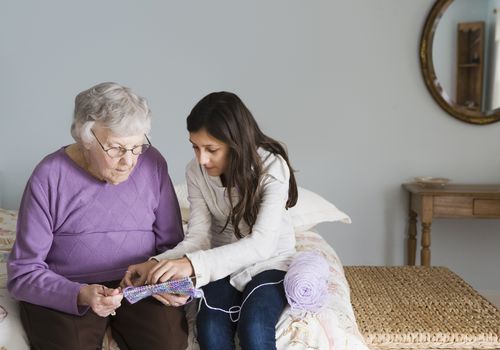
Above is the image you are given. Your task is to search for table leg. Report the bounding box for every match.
[421,222,431,266]
[407,209,417,265]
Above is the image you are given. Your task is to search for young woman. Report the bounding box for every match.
[124,91,298,350]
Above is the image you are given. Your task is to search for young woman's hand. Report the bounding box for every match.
[120,260,158,288]
[152,292,190,307]
[147,257,194,284]
[77,284,122,317]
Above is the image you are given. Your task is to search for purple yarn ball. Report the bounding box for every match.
[284,251,329,314]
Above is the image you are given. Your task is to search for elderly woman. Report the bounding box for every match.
[7,82,187,349]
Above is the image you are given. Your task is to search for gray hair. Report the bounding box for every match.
[71,82,152,144]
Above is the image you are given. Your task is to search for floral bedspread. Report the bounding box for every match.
[0,208,367,350]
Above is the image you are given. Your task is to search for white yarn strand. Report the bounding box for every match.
[197,279,284,322]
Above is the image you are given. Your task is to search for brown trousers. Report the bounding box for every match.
[19,281,188,350]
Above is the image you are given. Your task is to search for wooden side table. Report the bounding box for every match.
[402,183,500,266]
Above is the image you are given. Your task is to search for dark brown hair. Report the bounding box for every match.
[187,91,298,238]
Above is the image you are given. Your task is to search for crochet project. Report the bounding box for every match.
[123,277,203,304]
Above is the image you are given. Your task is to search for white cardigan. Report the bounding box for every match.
[154,149,296,291]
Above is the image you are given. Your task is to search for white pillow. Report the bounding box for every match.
[173,183,190,226]
[174,183,351,232]
[173,183,189,210]
[289,187,351,232]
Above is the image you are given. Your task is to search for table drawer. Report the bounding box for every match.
[473,199,500,216]
[433,196,473,216]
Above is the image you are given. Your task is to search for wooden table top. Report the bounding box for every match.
[403,183,500,195]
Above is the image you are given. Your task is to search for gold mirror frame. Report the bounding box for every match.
[420,0,500,125]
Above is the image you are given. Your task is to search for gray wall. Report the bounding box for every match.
[1,1,499,292]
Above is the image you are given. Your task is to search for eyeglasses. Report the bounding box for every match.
[91,129,151,158]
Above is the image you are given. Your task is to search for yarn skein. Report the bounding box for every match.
[284,251,329,314]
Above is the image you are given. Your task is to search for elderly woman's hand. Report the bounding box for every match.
[77,284,123,317]
[120,260,158,288]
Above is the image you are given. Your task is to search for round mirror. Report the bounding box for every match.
[421,0,500,124]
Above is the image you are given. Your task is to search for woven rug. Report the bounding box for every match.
[344,266,500,349]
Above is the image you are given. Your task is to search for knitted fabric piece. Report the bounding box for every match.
[123,277,203,304]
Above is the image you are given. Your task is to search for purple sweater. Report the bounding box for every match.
[7,146,184,315]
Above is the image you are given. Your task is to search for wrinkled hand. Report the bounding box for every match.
[77,284,122,317]
[120,260,158,288]
[147,257,194,285]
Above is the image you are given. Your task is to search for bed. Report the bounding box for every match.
[0,186,368,350]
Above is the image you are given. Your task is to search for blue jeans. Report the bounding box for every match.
[196,269,287,350]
